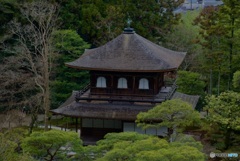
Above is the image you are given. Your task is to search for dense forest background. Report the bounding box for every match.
[1,0,240,160]
[2,0,240,112]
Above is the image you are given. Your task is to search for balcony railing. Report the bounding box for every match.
[75,81,177,104]
[75,83,90,101]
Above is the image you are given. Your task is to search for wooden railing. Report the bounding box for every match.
[75,83,90,101]
[165,83,177,100]
[75,81,177,104]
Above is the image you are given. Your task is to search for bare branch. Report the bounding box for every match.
[3,1,60,130]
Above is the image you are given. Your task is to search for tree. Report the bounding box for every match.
[51,30,90,108]
[217,0,240,90]
[0,132,18,161]
[194,1,240,92]
[79,0,125,46]
[233,70,240,90]
[194,6,229,95]
[78,0,183,46]
[204,91,240,149]
[176,70,206,95]
[80,132,150,160]
[0,55,39,111]
[9,1,59,130]
[21,130,83,161]
[0,128,33,161]
[164,10,202,70]
[136,99,201,140]
[56,0,82,30]
[82,132,205,161]
[0,0,19,40]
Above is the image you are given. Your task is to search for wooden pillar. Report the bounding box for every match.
[75,118,78,132]
[65,117,68,131]
[79,118,82,138]
[50,119,52,129]
[153,77,157,95]
[132,76,136,94]
[111,75,114,94]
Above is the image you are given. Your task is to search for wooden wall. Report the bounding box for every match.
[89,71,164,97]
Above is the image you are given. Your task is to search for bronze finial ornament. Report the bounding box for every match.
[127,17,132,28]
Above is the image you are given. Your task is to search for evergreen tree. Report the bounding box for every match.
[22,130,83,160]
[136,99,201,140]
[0,0,19,38]
[51,30,90,108]
[204,91,240,149]
[217,0,240,90]
[81,132,205,161]
[164,10,202,70]
[78,0,183,46]
[56,0,82,30]
[194,6,229,95]
[194,1,240,93]
[176,70,206,95]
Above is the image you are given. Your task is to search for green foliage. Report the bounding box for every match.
[194,1,240,91]
[177,70,206,95]
[21,130,83,161]
[56,0,82,30]
[205,91,240,130]
[4,128,28,151]
[136,99,201,137]
[204,91,240,149]
[51,30,90,109]
[97,132,150,151]
[0,0,19,37]
[52,29,90,57]
[80,132,151,160]
[219,0,240,73]
[79,1,124,45]
[172,134,203,151]
[78,0,183,46]
[0,133,17,161]
[164,10,202,69]
[0,0,20,63]
[233,71,240,89]
[0,128,34,161]
[82,132,205,161]
[193,6,229,94]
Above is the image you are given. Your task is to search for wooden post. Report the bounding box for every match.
[132,76,136,94]
[79,118,82,138]
[75,118,78,132]
[111,75,114,94]
[153,77,157,95]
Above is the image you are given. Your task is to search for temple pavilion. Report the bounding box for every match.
[51,28,199,145]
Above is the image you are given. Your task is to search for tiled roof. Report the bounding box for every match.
[66,31,186,72]
[171,92,200,109]
[51,91,200,119]
[51,97,153,121]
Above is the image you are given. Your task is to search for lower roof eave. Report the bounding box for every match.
[50,101,153,121]
[50,110,138,121]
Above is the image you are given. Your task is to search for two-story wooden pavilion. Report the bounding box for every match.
[51,28,199,145]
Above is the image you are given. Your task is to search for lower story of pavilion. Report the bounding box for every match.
[50,100,167,145]
[63,117,168,145]
[50,91,199,145]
